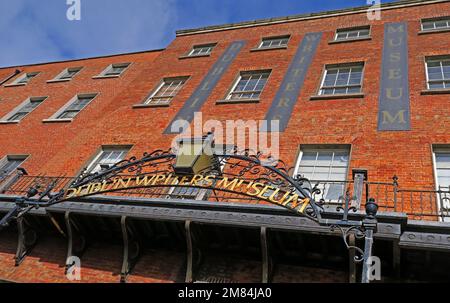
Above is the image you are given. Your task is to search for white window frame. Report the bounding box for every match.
[421,17,450,31]
[6,72,39,86]
[293,145,351,202]
[318,63,365,96]
[94,63,131,78]
[258,35,290,49]
[49,67,83,82]
[0,97,47,123]
[432,146,450,222]
[45,93,98,122]
[144,76,189,105]
[334,26,371,41]
[225,70,271,101]
[0,155,29,179]
[85,146,131,174]
[187,44,216,57]
[424,56,450,90]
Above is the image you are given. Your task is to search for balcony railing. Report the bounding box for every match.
[0,171,449,222]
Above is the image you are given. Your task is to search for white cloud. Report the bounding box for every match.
[0,0,176,67]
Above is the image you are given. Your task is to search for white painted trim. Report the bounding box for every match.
[49,67,83,82]
[94,62,132,78]
[0,96,48,123]
[47,93,99,121]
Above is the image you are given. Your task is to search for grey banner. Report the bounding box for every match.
[262,32,322,132]
[378,22,411,131]
[164,41,246,134]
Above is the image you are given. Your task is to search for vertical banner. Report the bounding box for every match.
[164,41,246,134]
[262,32,322,132]
[378,22,411,131]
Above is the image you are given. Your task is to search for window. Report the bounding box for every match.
[53,67,82,81]
[258,36,290,49]
[0,156,27,180]
[10,72,39,85]
[434,149,450,189]
[335,26,370,41]
[86,147,130,174]
[425,57,450,89]
[422,17,450,31]
[226,70,271,101]
[319,63,364,95]
[144,77,188,105]
[294,146,350,201]
[97,63,130,77]
[2,97,46,122]
[55,94,97,120]
[188,44,215,57]
[433,147,450,216]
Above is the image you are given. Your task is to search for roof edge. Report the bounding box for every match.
[0,48,165,70]
[176,0,449,36]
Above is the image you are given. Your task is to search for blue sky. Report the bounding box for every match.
[0,0,398,68]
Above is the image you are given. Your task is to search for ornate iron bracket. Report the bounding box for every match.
[15,216,37,266]
[64,211,87,274]
[185,221,202,283]
[120,216,142,283]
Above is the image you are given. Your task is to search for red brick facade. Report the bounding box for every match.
[0,0,449,283]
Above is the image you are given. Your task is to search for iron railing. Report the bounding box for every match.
[0,171,449,222]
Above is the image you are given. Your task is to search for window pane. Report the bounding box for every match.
[422,21,434,30]
[58,111,78,119]
[435,20,448,28]
[8,112,27,121]
[336,69,350,85]
[334,87,347,94]
[429,81,445,89]
[0,159,23,175]
[359,29,370,36]
[436,154,450,168]
[324,70,338,86]
[347,31,358,38]
[316,152,333,166]
[229,71,270,99]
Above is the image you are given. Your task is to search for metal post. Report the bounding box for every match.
[361,198,378,283]
[348,233,356,283]
[260,227,271,283]
[361,229,374,283]
[352,169,368,210]
[185,220,194,283]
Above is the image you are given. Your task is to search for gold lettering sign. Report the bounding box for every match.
[64,174,311,215]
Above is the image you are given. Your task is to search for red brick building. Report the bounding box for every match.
[0,0,449,283]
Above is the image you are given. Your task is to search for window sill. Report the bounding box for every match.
[328,36,372,44]
[421,89,450,95]
[310,93,365,100]
[0,121,19,124]
[92,75,121,79]
[179,54,211,60]
[47,79,71,83]
[250,46,288,52]
[132,103,170,109]
[216,98,260,104]
[42,118,73,123]
[3,83,26,87]
[418,28,450,35]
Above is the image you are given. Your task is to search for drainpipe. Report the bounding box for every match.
[0,69,21,86]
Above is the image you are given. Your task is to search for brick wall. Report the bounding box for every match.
[0,0,449,283]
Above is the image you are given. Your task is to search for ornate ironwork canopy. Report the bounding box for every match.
[0,134,379,283]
